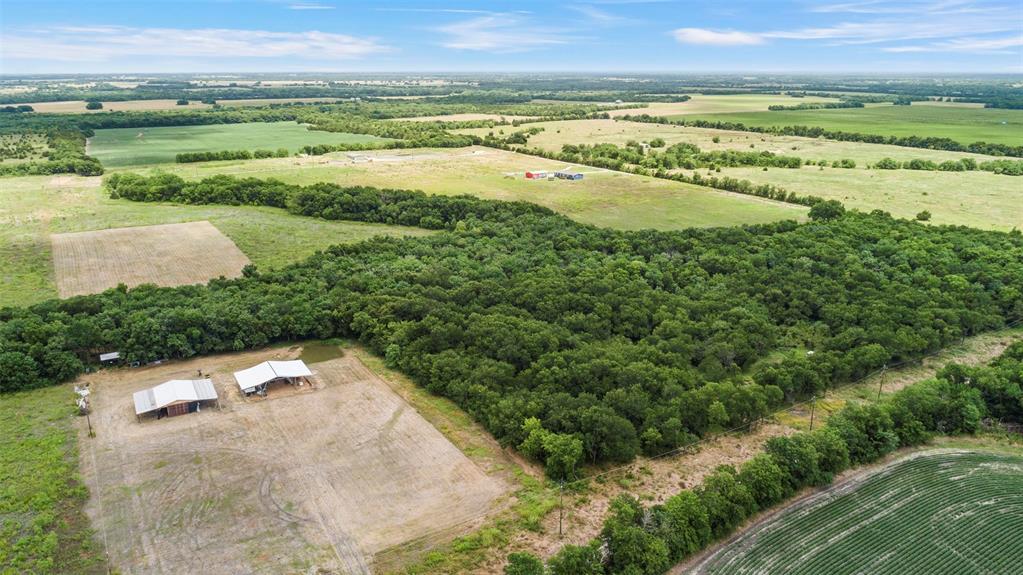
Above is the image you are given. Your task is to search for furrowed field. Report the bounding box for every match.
[87,121,394,166]
[679,103,1023,145]
[691,450,1023,575]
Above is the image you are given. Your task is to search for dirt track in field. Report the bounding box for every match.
[77,346,509,574]
[51,220,250,297]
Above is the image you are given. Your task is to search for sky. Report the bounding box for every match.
[1,0,1021,74]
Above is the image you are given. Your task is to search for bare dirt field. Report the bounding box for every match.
[50,220,250,297]
[77,345,509,574]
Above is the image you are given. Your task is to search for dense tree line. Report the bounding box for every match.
[175,148,290,163]
[513,342,1023,574]
[620,114,1023,158]
[3,174,1021,478]
[767,101,865,111]
[1,105,34,113]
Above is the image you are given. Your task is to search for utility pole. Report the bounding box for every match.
[808,395,816,431]
[558,482,565,538]
[877,364,888,401]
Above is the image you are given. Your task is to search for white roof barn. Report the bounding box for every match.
[133,379,218,417]
[234,360,313,394]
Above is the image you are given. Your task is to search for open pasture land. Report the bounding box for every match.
[689,450,1023,575]
[605,94,842,117]
[77,345,509,574]
[88,121,394,167]
[147,146,807,231]
[456,118,1003,165]
[679,104,1023,146]
[713,166,1023,231]
[0,174,431,307]
[51,221,250,297]
[20,97,342,114]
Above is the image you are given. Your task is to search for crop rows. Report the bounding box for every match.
[700,452,1023,575]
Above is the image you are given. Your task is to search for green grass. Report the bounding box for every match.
[458,119,1003,166]
[0,385,107,574]
[0,175,432,307]
[714,165,1023,231]
[137,147,805,232]
[87,121,394,167]
[698,450,1023,575]
[678,104,1023,146]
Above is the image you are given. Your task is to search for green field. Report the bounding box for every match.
[679,104,1023,146]
[694,450,1023,575]
[134,146,806,231]
[714,166,1022,231]
[0,385,107,574]
[605,94,842,117]
[457,119,1002,165]
[87,121,394,167]
[0,175,432,307]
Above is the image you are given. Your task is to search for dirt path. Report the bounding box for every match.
[473,328,1022,573]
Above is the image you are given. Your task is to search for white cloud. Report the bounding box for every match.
[672,28,764,46]
[288,2,334,10]
[437,14,574,52]
[883,34,1023,53]
[0,25,390,62]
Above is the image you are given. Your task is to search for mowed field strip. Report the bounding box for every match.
[687,450,1023,575]
[139,146,807,231]
[77,346,510,574]
[458,118,1005,165]
[603,94,843,117]
[678,103,1023,145]
[88,121,394,167]
[51,221,249,297]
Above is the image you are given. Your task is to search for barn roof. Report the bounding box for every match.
[133,379,217,415]
[234,360,312,392]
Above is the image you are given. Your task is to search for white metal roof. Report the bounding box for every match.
[133,379,217,415]
[234,360,312,392]
[99,351,121,361]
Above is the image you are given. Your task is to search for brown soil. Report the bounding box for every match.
[51,220,250,297]
[77,345,510,574]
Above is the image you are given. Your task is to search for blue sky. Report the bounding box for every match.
[1,0,1021,74]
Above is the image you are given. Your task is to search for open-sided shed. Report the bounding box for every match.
[133,379,218,421]
[234,360,313,395]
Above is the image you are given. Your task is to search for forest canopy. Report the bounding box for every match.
[2,174,1021,473]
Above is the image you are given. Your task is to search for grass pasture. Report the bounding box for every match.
[77,345,510,574]
[88,121,394,167]
[0,174,432,307]
[679,104,1023,146]
[142,146,807,231]
[690,450,1023,575]
[20,97,343,114]
[713,166,1023,231]
[0,133,50,163]
[456,118,1003,165]
[605,94,842,118]
[51,221,251,297]
[0,385,107,574]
